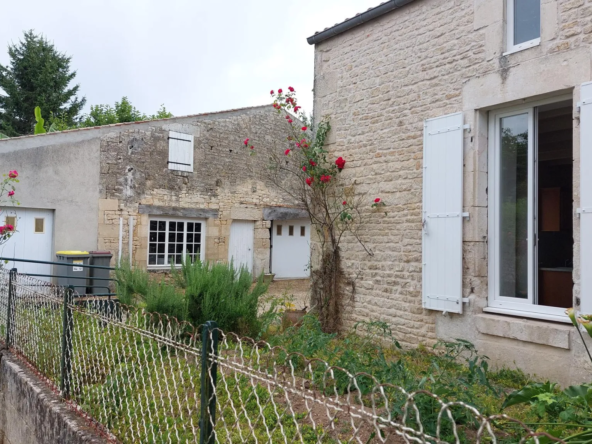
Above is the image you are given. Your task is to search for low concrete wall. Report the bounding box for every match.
[0,350,105,444]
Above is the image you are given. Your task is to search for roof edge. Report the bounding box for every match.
[0,104,273,142]
[307,0,417,45]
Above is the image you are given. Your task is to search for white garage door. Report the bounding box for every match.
[271,219,311,279]
[1,208,54,280]
[228,220,254,274]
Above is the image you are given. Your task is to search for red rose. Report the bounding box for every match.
[306,177,313,186]
[302,166,307,172]
[270,90,274,95]
[250,146,254,150]
[342,201,347,205]
[243,138,249,146]
[288,86,295,92]
[284,149,291,155]
[335,157,346,170]
[301,126,307,131]
[309,160,316,167]
[8,190,15,197]
[320,175,331,183]
[288,119,293,123]
[374,198,381,203]
[278,88,283,94]
[294,106,301,112]
[8,170,18,179]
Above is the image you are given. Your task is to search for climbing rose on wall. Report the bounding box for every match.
[0,170,19,246]
[242,87,387,333]
[8,171,18,179]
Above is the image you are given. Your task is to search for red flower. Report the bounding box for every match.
[301,126,307,131]
[296,143,301,148]
[306,177,313,186]
[294,106,301,112]
[309,160,316,167]
[8,190,14,197]
[250,146,254,150]
[8,170,18,179]
[288,119,293,123]
[243,138,249,146]
[342,201,347,205]
[374,198,381,203]
[278,88,283,94]
[270,90,274,95]
[288,86,295,92]
[320,175,331,183]
[302,166,307,172]
[284,149,291,156]
[335,157,346,170]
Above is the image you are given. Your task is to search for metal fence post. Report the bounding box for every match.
[5,268,17,346]
[200,321,219,444]
[60,285,74,399]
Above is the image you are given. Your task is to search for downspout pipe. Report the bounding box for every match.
[307,0,417,45]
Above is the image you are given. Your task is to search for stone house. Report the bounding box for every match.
[308,0,592,384]
[0,105,311,281]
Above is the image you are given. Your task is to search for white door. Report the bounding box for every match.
[1,208,54,280]
[228,221,254,274]
[271,219,311,279]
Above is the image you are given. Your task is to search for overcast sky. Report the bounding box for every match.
[0,0,380,118]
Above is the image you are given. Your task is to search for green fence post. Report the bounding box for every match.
[200,321,219,444]
[5,268,17,346]
[60,285,74,399]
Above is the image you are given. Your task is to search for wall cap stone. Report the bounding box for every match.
[138,204,218,219]
[263,206,308,221]
[475,313,572,349]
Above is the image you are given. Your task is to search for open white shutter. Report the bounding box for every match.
[580,82,592,313]
[422,112,464,313]
[168,131,194,172]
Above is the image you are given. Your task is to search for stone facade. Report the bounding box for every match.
[311,0,592,384]
[97,106,299,275]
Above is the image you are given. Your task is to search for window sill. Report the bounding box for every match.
[503,38,540,56]
[476,312,572,349]
[483,306,571,324]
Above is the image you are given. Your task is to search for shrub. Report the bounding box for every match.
[179,260,268,336]
[115,261,149,305]
[144,281,187,322]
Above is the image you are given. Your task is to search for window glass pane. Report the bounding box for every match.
[158,244,165,254]
[149,254,156,265]
[157,255,165,265]
[289,226,294,236]
[158,232,165,242]
[149,244,156,253]
[150,232,157,242]
[34,218,44,233]
[300,226,306,237]
[276,225,282,236]
[158,221,166,231]
[150,220,157,230]
[169,232,176,242]
[194,223,201,233]
[514,0,540,45]
[187,222,194,232]
[499,113,529,299]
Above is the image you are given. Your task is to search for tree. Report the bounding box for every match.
[77,97,173,128]
[0,30,86,136]
[245,88,386,333]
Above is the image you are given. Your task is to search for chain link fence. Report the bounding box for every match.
[0,268,565,443]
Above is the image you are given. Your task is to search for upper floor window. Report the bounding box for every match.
[506,0,540,54]
[168,131,194,172]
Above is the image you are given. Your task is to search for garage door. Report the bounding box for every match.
[1,208,54,280]
[271,219,311,279]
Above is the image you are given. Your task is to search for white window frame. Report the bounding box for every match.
[486,95,572,324]
[147,216,205,269]
[504,0,541,55]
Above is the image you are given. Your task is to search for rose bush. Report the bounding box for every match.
[244,88,386,332]
[0,170,19,245]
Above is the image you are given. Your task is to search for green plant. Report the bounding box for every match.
[115,261,150,305]
[144,280,186,322]
[34,106,46,134]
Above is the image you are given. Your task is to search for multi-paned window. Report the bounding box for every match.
[506,0,540,54]
[148,218,204,267]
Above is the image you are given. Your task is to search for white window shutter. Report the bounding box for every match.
[580,82,592,313]
[168,131,194,172]
[422,112,464,313]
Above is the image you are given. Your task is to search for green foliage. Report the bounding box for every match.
[79,97,173,128]
[0,30,85,136]
[116,260,269,337]
[177,260,269,335]
[0,133,9,139]
[33,106,46,134]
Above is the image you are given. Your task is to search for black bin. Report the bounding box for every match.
[56,251,90,295]
[89,251,113,295]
